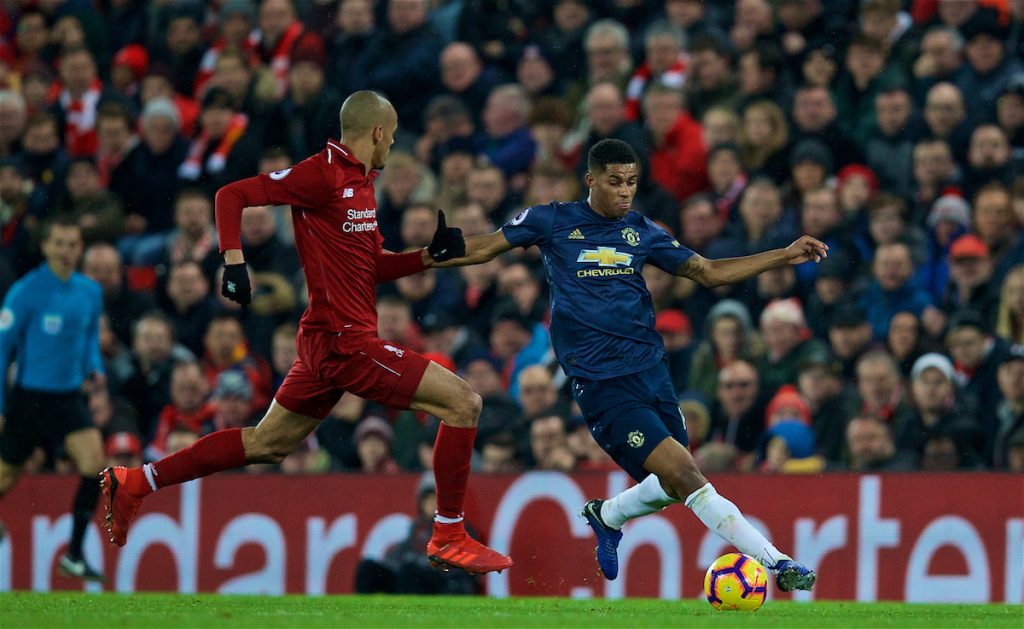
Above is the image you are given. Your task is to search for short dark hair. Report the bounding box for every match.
[40,215,81,242]
[748,42,784,75]
[848,32,886,55]
[208,312,243,330]
[133,310,174,339]
[25,111,59,133]
[587,139,639,174]
[97,100,134,128]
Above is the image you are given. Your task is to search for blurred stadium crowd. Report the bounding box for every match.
[1,0,1023,478]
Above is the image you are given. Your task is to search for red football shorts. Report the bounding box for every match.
[274,328,431,419]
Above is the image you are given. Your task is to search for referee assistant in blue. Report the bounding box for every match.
[0,216,107,581]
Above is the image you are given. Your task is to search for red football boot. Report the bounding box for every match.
[100,466,149,547]
[426,520,513,575]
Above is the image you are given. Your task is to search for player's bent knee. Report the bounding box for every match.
[444,385,481,428]
[659,466,708,501]
[242,429,290,464]
[466,390,483,420]
[457,390,483,427]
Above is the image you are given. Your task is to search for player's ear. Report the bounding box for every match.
[372,124,383,144]
[585,172,594,189]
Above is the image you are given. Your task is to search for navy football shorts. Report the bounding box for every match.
[1,387,93,465]
[571,358,689,482]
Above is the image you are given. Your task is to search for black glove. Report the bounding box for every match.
[221,263,251,305]
[427,209,465,262]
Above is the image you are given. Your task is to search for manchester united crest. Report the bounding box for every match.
[621,227,640,247]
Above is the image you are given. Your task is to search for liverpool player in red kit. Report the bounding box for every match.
[100,91,513,574]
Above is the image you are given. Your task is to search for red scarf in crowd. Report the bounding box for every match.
[178,113,249,180]
[53,79,102,157]
[625,55,688,121]
[248,20,304,99]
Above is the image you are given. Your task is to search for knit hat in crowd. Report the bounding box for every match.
[215,370,253,400]
[790,139,834,173]
[949,234,989,260]
[655,309,692,335]
[760,297,807,330]
[911,352,954,382]
[836,163,878,195]
[290,32,326,70]
[704,299,753,335]
[945,309,990,337]
[141,98,181,130]
[765,384,812,426]
[113,44,150,82]
[355,416,393,445]
[927,194,971,229]
[221,0,256,21]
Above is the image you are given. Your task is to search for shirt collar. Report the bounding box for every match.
[326,139,381,180]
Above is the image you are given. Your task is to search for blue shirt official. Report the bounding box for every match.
[0,263,104,413]
[502,200,695,381]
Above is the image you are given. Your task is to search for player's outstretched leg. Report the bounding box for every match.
[686,482,816,592]
[102,402,319,547]
[611,437,816,591]
[412,363,512,574]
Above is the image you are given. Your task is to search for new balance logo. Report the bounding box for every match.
[568,228,585,240]
[343,188,354,198]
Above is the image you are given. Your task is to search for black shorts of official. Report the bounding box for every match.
[1,387,94,466]
[571,357,690,483]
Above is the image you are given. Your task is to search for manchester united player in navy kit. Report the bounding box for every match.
[101,91,512,575]
[435,139,822,591]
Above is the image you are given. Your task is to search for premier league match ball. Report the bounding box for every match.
[703,553,769,611]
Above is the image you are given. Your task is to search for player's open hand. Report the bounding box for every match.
[428,210,465,262]
[785,236,829,264]
[221,262,252,305]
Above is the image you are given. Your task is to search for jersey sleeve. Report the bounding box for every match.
[255,156,333,208]
[0,281,32,414]
[644,218,696,274]
[500,204,555,249]
[216,155,332,253]
[83,282,104,378]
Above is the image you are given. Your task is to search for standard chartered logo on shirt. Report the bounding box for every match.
[342,208,378,233]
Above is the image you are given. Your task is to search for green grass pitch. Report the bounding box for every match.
[2,593,1021,628]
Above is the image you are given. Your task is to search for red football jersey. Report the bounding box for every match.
[215,140,425,339]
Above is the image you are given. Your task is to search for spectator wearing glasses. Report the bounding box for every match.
[709,359,767,454]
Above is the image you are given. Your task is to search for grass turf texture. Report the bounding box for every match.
[2,593,1021,629]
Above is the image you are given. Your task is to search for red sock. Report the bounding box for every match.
[432,423,477,519]
[151,428,248,489]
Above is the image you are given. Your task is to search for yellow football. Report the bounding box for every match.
[703,552,768,611]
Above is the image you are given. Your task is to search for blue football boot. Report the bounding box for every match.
[582,499,623,580]
[772,558,817,592]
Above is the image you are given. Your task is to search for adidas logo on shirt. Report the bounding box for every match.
[568,229,585,240]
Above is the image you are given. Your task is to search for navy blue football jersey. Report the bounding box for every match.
[502,200,695,380]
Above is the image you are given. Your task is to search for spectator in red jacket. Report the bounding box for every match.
[147,361,215,460]
[642,82,708,203]
[200,313,273,414]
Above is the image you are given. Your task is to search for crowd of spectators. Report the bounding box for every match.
[2,0,1023,478]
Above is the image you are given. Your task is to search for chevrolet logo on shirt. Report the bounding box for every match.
[576,247,635,277]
